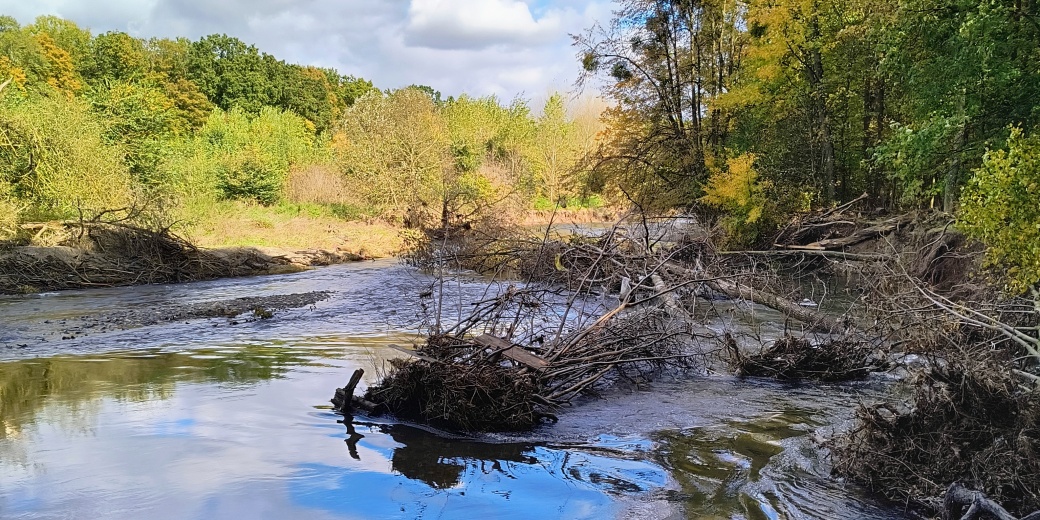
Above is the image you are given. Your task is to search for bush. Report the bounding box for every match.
[0,93,133,218]
[959,127,1040,293]
[217,148,281,205]
[699,153,775,248]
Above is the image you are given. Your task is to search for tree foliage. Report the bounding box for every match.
[0,13,599,236]
[0,93,132,217]
[959,127,1040,293]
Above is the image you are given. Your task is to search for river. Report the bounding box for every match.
[0,259,909,519]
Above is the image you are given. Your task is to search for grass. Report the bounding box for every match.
[176,199,405,258]
[532,194,605,211]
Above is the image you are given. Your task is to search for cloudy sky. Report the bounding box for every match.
[0,0,615,100]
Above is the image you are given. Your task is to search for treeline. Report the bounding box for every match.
[577,0,1040,289]
[0,15,600,243]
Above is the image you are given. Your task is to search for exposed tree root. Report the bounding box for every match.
[831,356,1040,516]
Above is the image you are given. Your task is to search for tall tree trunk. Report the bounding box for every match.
[944,91,967,213]
[809,46,835,204]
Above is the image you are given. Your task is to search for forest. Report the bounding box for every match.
[574,0,1040,290]
[0,14,603,255]
[2,1,1039,288]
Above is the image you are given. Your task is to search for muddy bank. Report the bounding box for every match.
[0,222,377,295]
[5,291,333,347]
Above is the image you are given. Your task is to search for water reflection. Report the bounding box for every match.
[0,343,673,519]
[291,419,672,520]
[653,406,902,520]
[0,346,320,439]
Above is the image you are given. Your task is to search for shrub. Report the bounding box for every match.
[959,127,1040,293]
[0,93,133,218]
[699,153,775,248]
[216,148,281,205]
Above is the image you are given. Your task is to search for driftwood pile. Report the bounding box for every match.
[0,221,278,294]
[335,285,697,431]
[335,218,867,431]
[832,357,1040,516]
[727,335,886,382]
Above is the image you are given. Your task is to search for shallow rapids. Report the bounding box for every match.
[0,260,907,519]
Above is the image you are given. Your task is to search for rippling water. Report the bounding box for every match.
[0,260,908,519]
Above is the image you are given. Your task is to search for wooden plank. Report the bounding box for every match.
[502,346,549,371]
[388,344,439,363]
[473,334,511,349]
[474,334,549,371]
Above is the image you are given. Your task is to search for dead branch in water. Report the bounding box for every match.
[338,216,883,431]
[944,483,1040,520]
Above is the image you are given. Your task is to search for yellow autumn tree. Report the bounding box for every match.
[699,153,774,248]
[33,32,82,94]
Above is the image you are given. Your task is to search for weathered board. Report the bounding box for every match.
[474,334,549,371]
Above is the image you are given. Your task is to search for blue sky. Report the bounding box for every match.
[0,0,615,100]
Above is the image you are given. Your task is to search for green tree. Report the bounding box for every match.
[89,80,177,183]
[959,127,1040,293]
[876,0,1040,210]
[334,88,451,217]
[89,31,148,82]
[528,94,580,203]
[0,93,133,217]
[187,34,274,114]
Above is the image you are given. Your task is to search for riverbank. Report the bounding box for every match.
[0,203,625,295]
[0,219,404,295]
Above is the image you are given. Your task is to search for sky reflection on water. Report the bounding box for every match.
[0,342,667,520]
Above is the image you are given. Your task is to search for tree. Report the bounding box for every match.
[89,31,148,82]
[89,80,177,183]
[32,32,82,94]
[0,93,133,216]
[959,127,1040,293]
[187,34,274,114]
[875,0,1040,210]
[24,15,92,78]
[333,88,451,216]
[528,94,580,203]
[575,0,747,205]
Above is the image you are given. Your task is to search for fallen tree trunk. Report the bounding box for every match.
[778,213,914,251]
[667,263,847,333]
[710,276,846,333]
[944,483,1040,520]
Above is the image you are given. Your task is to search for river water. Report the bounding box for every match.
[0,259,909,519]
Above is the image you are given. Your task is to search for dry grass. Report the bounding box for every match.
[285,165,351,205]
[182,200,405,258]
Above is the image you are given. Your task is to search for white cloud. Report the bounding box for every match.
[405,0,562,50]
[0,0,616,100]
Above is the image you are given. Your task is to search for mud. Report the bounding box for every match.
[6,291,332,345]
